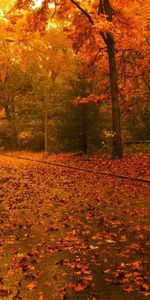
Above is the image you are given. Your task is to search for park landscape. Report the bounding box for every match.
[0,0,150,299]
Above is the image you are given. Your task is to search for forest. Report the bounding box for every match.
[0,0,149,156]
[0,1,150,299]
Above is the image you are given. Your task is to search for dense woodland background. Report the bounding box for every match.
[0,0,149,156]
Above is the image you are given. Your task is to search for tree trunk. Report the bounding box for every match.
[102,0,123,158]
[4,102,11,121]
[82,103,87,154]
[11,94,15,120]
[44,84,48,157]
[107,34,123,158]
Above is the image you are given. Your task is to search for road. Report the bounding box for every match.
[0,154,149,299]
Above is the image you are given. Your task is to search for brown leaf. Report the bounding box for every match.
[119,235,127,242]
[140,283,149,291]
[123,286,134,292]
[131,261,142,270]
[143,292,150,296]
[103,269,110,274]
[106,239,115,244]
[105,278,113,284]
[83,275,93,281]
[38,291,44,300]
[89,245,99,250]
[26,282,37,291]
[74,282,88,292]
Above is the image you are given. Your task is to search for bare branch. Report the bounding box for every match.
[70,0,94,25]
[51,0,57,18]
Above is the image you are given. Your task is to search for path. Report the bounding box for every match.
[0,154,149,299]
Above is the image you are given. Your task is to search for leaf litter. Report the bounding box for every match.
[0,152,150,299]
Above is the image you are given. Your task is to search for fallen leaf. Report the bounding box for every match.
[105,278,113,284]
[26,282,37,291]
[119,236,127,242]
[140,283,149,291]
[106,239,115,244]
[143,292,150,296]
[89,245,99,249]
[38,291,44,300]
[74,282,88,292]
[123,286,134,292]
[83,275,93,281]
[103,269,110,274]
[131,261,143,270]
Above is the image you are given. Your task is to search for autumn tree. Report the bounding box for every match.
[117,24,150,140]
[56,0,150,157]
[9,0,122,157]
[78,0,121,158]
[3,0,150,155]
[58,67,102,154]
[0,20,34,148]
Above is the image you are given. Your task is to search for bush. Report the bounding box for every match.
[126,102,150,141]
[0,123,18,150]
[27,132,44,151]
[124,143,150,155]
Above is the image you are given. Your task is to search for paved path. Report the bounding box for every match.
[0,155,149,299]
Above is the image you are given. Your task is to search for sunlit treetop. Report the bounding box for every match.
[0,0,15,19]
[0,0,57,35]
[11,0,55,10]
[1,0,150,47]
[10,0,150,29]
[0,0,15,11]
[33,0,55,9]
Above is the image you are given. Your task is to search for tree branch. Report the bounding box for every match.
[70,0,94,25]
[70,0,109,45]
[51,0,57,18]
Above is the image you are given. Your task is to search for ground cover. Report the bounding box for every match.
[0,152,150,300]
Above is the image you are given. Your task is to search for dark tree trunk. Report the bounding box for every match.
[101,0,123,158]
[107,34,123,158]
[4,102,11,121]
[82,103,87,154]
[44,84,48,157]
[11,94,15,120]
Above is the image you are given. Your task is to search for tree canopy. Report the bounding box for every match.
[0,0,149,156]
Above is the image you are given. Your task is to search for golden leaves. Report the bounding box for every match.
[106,239,115,244]
[89,245,99,249]
[0,0,15,12]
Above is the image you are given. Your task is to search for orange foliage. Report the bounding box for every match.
[2,0,149,106]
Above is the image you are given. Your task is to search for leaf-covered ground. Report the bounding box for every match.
[0,152,150,300]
